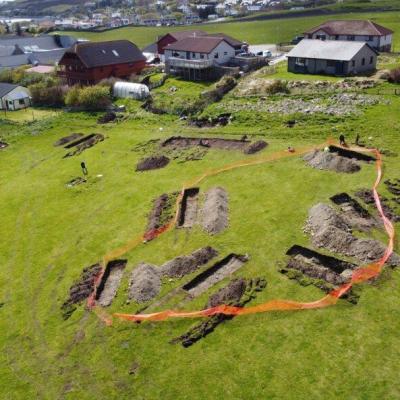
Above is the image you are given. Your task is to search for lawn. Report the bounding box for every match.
[63,10,400,51]
[1,70,400,399]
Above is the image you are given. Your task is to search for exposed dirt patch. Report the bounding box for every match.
[160,246,218,278]
[136,155,170,172]
[385,179,400,196]
[145,192,178,239]
[0,141,9,149]
[54,133,83,147]
[95,260,127,307]
[304,149,361,173]
[306,203,350,235]
[128,263,161,303]
[284,245,356,286]
[183,254,249,297]
[355,188,400,222]
[172,277,266,347]
[63,133,105,158]
[244,140,268,154]
[201,187,229,235]
[330,193,377,230]
[61,263,102,319]
[177,188,199,228]
[66,177,86,187]
[97,111,117,124]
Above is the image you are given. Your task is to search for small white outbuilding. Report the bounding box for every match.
[0,83,31,111]
[113,81,150,100]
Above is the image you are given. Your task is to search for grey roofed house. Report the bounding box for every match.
[287,39,378,76]
[28,49,67,66]
[0,45,24,57]
[0,82,31,111]
[0,83,18,98]
[0,54,30,70]
[0,35,76,53]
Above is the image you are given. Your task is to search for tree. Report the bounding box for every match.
[15,23,22,36]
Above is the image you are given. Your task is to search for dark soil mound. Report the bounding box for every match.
[160,246,218,278]
[54,133,83,147]
[136,155,170,171]
[172,277,266,347]
[356,188,400,222]
[162,136,250,151]
[97,111,117,124]
[201,187,229,235]
[304,149,361,173]
[0,141,9,149]
[63,134,105,158]
[145,192,177,239]
[61,263,102,319]
[306,203,350,235]
[189,113,231,128]
[128,263,161,303]
[244,140,268,154]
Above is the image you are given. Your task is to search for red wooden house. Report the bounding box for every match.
[58,40,146,85]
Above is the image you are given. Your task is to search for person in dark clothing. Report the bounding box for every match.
[81,161,88,176]
[339,134,346,146]
[355,133,360,146]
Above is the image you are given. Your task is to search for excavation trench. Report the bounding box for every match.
[183,254,248,297]
[95,259,127,307]
[285,245,356,286]
[54,133,84,147]
[136,155,170,171]
[162,136,267,154]
[63,133,105,157]
[328,145,376,162]
[177,188,200,228]
[0,141,9,149]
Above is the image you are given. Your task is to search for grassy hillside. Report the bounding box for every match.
[1,70,400,398]
[64,11,400,50]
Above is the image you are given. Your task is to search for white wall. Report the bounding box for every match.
[0,86,31,110]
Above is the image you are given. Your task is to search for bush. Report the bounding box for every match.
[388,68,400,84]
[30,82,66,107]
[0,69,14,83]
[266,79,289,94]
[65,85,111,111]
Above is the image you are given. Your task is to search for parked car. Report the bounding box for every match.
[291,35,304,45]
[256,50,272,58]
[237,52,256,58]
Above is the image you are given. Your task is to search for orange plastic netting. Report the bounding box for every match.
[88,143,395,324]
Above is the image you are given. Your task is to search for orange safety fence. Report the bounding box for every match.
[87,143,395,324]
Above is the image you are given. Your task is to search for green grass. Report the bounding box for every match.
[1,72,400,399]
[62,11,400,51]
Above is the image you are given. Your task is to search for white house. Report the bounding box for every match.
[304,20,394,52]
[0,83,31,110]
[287,39,378,76]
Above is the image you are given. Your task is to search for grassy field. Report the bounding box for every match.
[63,11,400,51]
[1,67,400,399]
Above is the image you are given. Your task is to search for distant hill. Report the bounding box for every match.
[1,0,88,15]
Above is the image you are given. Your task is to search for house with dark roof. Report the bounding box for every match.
[57,40,146,85]
[156,30,208,55]
[304,20,394,52]
[164,36,237,80]
[0,83,31,111]
[287,39,378,76]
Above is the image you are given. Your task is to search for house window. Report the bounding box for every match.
[335,35,339,40]
[214,53,219,59]
[347,35,355,41]
[370,56,374,64]
[224,52,228,55]
[316,34,326,40]
[295,58,306,66]
[327,60,336,67]
[192,52,196,57]
[173,52,179,57]
[352,60,356,67]
[200,54,204,59]
[362,58,365,66]
[368,36,374,41]
[19,99,25,105]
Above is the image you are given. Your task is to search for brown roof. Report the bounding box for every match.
[207,33,244,48]
[61,40,145,68]
[165,36,230,53]
[305,20,393,37]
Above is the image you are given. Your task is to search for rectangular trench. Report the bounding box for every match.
[177,188,200,228]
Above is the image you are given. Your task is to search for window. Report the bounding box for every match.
[200,54,204,59]
[173,52,179,57]
[327,60,336,67]
[370,56,374,64]
[335,35,339,40]
[224,51,228,55]
[368,36,374,41]
[19,99,25,105]
[214,53,219,59]
[112,50,119,57]
[316,34,326,40]
[192,52,196,57]
[362,58,365,66]
[352,60,356,67]
[347,35,355,41]
[295,58,306,66]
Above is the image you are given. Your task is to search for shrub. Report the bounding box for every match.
[0,68,14,83]
[65,85,111,111]
[266,79,289,94]
[29,82,66,107]
[388,68,400,84]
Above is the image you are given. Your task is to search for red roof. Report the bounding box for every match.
[305,20,393,37]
